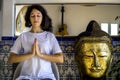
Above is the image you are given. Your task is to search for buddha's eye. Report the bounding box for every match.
[84,55,93,57]
[82,55,93,59]
[98,55,108,57]
[98,51,108,57]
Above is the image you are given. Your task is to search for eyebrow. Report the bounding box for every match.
[83,49,109,56]
[31,13,41,15]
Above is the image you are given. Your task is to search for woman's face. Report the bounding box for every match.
[80,42,111,78]
[30,9,42,27]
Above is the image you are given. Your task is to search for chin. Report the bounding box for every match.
[83,74,106,80]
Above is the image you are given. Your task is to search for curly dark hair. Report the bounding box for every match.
[25,4,52,32]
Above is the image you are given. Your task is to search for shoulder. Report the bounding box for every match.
[44,31,55,37]
[43,31,57,41]
[17,32,30,39]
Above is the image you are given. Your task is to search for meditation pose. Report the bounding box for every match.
[8,4,64,80]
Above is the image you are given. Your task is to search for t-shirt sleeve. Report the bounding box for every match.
[10,35,22,54]
[51,34,62,54]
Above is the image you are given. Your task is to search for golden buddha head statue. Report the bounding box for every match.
[75,20,113,80]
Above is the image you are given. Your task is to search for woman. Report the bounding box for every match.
[8,4,64,80]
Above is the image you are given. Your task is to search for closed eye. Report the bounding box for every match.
[31,15,35,17]
[98,55,108,57]
[83,55,93,57]
[37,15,41,17]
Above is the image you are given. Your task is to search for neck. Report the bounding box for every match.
[30,26,43,33]
[30,30,43,33]
[81,75,107,80]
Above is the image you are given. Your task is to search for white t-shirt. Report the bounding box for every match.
[10,31,62,80]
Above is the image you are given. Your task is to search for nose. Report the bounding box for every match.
[91,49,100,67]
[34,16,38,20]
[92,56,100,67]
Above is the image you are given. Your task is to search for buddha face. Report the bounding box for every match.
[78,42,112,78]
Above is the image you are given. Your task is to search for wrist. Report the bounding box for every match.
[40,53,44,57]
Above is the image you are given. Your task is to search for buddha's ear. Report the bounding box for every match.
[110,55,113,63]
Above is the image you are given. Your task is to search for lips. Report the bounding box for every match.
[34,21,38,23]
[89,67,102,72]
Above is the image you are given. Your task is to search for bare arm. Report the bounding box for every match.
[37,52,64,63]
[8,52,34,63]
[8,40,36,63]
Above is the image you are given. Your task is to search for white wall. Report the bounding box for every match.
[42,5,120,35]
[0,11,2,38]
[0,0,3,40]
[2,0,14,37]
[1,0,120,37]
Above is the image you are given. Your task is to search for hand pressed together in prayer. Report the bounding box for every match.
[32,38,42,57]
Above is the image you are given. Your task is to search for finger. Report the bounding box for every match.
[34,38,37,43]
[36,39,38,45]
[32,44,35,55]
